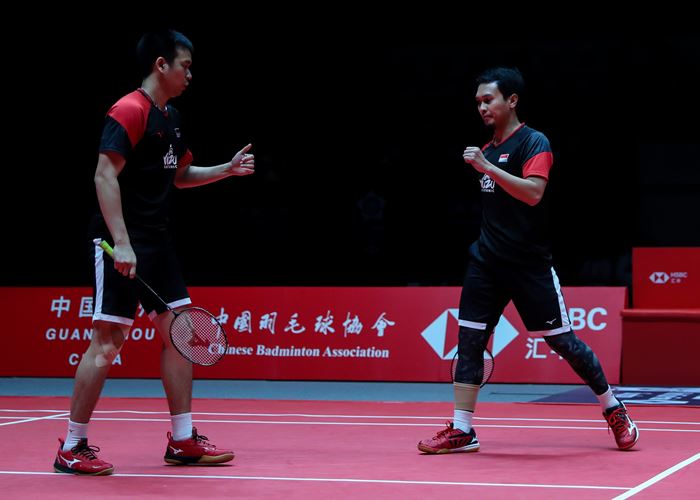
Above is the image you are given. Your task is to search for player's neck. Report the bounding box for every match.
[493,116,522,146]
[139,80,168,111]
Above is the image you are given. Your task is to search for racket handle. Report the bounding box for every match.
[93,238,172,311]
[94,238,114,258]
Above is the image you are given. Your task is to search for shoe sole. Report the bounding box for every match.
[54,464,114,476]
[617,428,640,450]
[164,453,235,465]
[417,443,480,454]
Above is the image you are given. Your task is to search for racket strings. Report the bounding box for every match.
[482,355,494,384]
[170,308,227,366]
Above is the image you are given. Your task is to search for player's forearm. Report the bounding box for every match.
[94,173,130,245]
[485,165,543,206]
[174,163,232,188]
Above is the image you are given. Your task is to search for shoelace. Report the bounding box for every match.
[192,428,216,448]
[606,410,630,435]
[435,421,456,438]
[72,443,101,460]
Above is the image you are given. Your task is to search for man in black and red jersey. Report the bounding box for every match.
[418,67,638,455]
[54,30,253,475]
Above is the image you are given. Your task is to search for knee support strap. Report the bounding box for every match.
[453,326,490,385]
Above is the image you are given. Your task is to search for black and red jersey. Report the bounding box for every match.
[95,89,193,232]
[478,124,554,265]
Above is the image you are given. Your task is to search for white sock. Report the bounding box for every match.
[63,420,89,451]
[453,409,474,433]
[596,386,620,411]
[171,412,193,441]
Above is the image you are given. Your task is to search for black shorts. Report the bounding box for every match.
[458,242,571,335]
[90,234,190,326]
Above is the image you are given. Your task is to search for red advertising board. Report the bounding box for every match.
[0,287,625,383]
[633,247,700,308]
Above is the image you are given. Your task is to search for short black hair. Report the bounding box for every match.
[476,67,525,101]
[136,29,194,79]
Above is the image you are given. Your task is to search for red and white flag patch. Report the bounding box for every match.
[498,154,509,163]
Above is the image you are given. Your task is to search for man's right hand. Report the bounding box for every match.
[113,243,137,279]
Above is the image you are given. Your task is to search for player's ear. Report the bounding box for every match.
[508,93,519,109]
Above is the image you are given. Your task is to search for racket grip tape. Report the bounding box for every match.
[93,238,114,258]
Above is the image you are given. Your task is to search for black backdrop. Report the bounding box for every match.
[5,15,699,287]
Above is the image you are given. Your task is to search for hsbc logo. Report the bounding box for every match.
[420,309,518,360]
[649,272,669,284]
[649,271,688,284]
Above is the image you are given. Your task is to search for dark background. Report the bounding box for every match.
[5,14,700,288]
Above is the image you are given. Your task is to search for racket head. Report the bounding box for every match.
[169,307,228,366]
[481,348,494,387]
[451,348,495,387]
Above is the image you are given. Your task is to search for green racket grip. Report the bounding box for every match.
[93,238,114,258]
[92,238,166,308]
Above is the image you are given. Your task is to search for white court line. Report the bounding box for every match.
[0,409,697,431]
[0,416,57,420]
[17,416,686,432]
[91,412,700,426]
[0,410,67,413]
[80,412,700,426]
[612,452,700,499]
[0,470,629,491]
[1,409,698,426]
[622,401,690,405]
[0,413,69,427]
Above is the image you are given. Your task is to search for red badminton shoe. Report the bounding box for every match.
[54,438,114,475]
[604,403,639,450]
[164,427,235,464]
[418,421,480,454]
